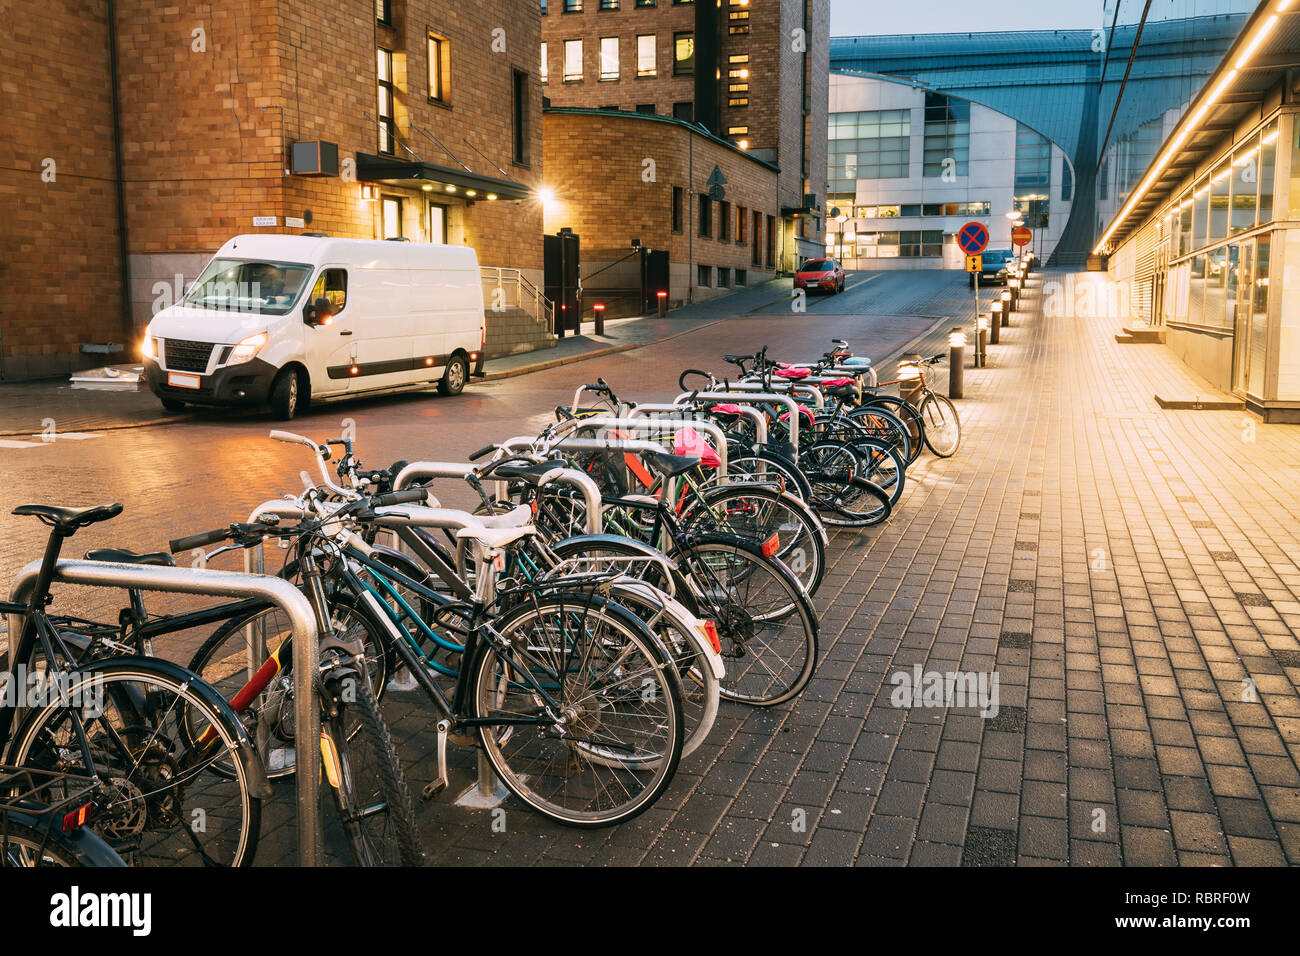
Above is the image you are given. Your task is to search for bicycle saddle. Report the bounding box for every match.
[642,450,701,478]
[84,548,175,567]
[774,367,811,379]
[453,525,536,550]
[13,503,123,531]
[489,459,566,483]
[723,354,749,364]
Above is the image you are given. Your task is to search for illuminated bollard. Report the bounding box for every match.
[593,302,605,335]
[657,290,668,318]
[976,315,988,368]
[948,328,966,399]
[989,303,1002,345]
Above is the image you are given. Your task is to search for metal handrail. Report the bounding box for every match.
[6,559,322,866]
[481,267,555,334]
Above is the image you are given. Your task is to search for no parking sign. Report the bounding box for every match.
[957,221,989,256]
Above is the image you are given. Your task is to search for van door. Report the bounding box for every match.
[303,266,354,398]
[347,267,415,391]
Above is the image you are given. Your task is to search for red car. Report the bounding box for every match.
[794,258,845,294]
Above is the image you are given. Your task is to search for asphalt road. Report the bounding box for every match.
[0,269,973,612]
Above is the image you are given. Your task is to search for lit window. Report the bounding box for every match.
[564,39,583,82]
[377,48,395,155]
[540,42,548,83]
[428,33,449,102]
[674,32,694,76]
[637,34,656,76]
[599,37,619,81]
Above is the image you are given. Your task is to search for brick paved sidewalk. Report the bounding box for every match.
[347,267,1297,868]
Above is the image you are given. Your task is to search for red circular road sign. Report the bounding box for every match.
[1012,225,1032,247]
[957,221,989,255]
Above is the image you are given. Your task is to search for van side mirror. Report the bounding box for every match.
[304,296,334,326]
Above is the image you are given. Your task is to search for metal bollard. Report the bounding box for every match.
[593,302,605,336]
[976,316,988,368]
[989,304,1001,345]
[1000,289,1013,326]
[948,328,966,399]
[657,290,668,318]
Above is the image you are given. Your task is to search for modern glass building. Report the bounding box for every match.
[824,73,1075,268]
[829,1,1254,267]
[1098,0,1300,421]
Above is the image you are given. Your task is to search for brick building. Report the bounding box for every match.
[0,0,548,380]
[539,0,829,306]
[543,108,779,308]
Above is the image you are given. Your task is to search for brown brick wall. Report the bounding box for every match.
[540,2,696,115]
[1,0,546,376]
[0,0,126,376]
[542,109,778,300]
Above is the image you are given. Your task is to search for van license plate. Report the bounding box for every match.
[167,372,200,390]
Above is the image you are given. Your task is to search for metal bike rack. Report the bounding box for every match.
[627,402,769,447]
[392,461,603,535]
[674,391,804,456]
[558,416,730,477]
[6,558,323,867]
[729,380,827,408]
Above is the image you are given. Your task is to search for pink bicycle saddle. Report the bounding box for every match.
[672,427,721,468]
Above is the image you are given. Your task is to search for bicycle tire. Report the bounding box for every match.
[802,441,889,527]
[845,405,917,466]
[859,395,924,459]
[0,816,124,868]
[547,536,720,758]
[919,392,962,458]
[472,593,684,827]
[7,658,263,867]
[673,535,818,706]
[683,483,827,597]
[846,437,906,508]
[324,652,425,866]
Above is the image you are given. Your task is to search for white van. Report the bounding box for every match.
[142,234,485,419]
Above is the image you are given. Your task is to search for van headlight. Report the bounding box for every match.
[142,332,157,359]
[229,332,268,364]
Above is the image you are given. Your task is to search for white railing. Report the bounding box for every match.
[481,267,555,334]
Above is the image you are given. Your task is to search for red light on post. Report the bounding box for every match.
[656,290,668,318]
[593,302,605,334]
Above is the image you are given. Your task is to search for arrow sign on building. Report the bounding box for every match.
[707,166,727,201]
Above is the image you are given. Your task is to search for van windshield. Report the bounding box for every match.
[181,258,314,316]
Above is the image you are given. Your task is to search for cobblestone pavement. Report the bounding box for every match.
[6,267,1297,865]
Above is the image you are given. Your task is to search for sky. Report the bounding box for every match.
[830,0,1105,36]
[829,0,1255,37]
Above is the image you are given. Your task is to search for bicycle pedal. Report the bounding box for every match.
[421,719,451,803]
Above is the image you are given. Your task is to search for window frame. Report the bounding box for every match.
[512,69,530,167]
[599,36,619,81]
[377,48,396,156]
[673,32,694,77]
[636,34,656,77]
[563,38,583,83]
[427,32,450,105]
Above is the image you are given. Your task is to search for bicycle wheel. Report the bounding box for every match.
[726,449,813,500]
[473,593,684,827]
[674,535,818,707]
[185,596,392,779]
[846,405,916,466]
[804,441,891,527]
[321,645,425,866]
[7,658,263,866]
[683,483,826,597]
[919,392,962,458]
[546,537,719,759]
[1,820,85,867]
[859,395,923,460]
[847,437,906,508]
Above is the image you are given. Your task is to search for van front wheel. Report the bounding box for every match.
[438,354,468,397]
[269,367,302,420]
